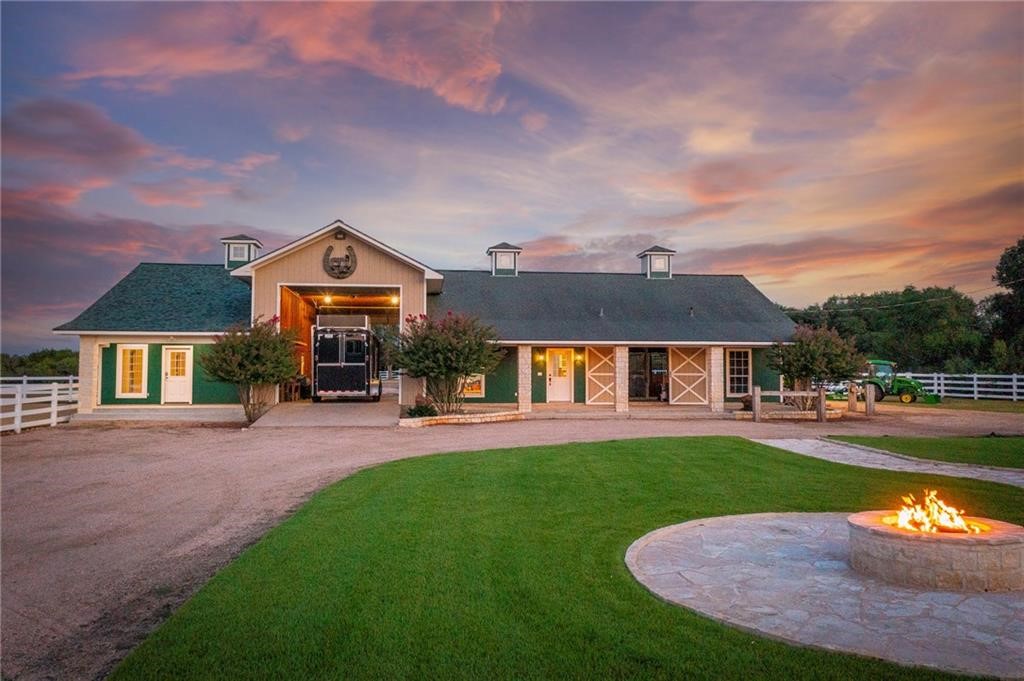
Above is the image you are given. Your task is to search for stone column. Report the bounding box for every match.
[614,346,629,413]
[517,345,532,412]
[77,336,99,413]
[708,346,724,412]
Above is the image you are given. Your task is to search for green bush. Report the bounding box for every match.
[405,404,439,418]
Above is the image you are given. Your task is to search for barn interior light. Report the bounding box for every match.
[324,294,333,304]
[390,295,399,305]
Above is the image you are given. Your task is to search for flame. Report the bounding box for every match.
[896,490,981,534]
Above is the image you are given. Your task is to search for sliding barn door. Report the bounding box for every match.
[669,347,708,405]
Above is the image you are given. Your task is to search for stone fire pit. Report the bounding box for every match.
[847,510,1024,592]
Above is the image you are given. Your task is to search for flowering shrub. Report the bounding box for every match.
[396,312,503,414]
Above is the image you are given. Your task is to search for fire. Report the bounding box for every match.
[895,490,982,534]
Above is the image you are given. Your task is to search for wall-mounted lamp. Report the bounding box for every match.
[535,353,545,363]
[574,353,584,363]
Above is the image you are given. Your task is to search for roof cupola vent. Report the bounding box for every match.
[637,245,676,279]
[486,242,523,277]
[221,234,263,270]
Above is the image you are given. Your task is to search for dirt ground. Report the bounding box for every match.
[2,406,1022,680]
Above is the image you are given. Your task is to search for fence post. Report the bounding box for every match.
[13,384,23,434]
[972,374,979,400]
[865,383,875,416]
[752,385,761,423]
[1014,374,1019,402]
[50,383,59,426]
[847,382,858,413]
[816,387,827,422]
[21,375,27,386]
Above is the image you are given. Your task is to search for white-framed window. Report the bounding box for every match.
[727,348,751,397]
[496,252,515,270]
[229,243,249,261]
[462,373,485,398]
[116,344,149,398]
[651,255,669,272]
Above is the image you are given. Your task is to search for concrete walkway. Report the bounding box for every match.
[752,438,1024,488]
[626,513,1024,678]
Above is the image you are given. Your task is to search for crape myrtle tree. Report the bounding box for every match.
[198,316,298,423]
[396,312,504,415]
[769,325,864,410]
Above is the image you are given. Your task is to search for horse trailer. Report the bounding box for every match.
[312,315,382,402]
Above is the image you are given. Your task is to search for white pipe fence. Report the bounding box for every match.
[0,376,79,433]
[898,373,1021,401]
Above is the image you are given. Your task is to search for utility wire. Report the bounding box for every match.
[789,277,1023,315]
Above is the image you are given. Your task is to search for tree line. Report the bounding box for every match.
[781,238,1024,373]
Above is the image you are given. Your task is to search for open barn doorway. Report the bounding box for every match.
[277,284,401,400]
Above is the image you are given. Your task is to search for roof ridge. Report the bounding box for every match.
[437,269,746,277]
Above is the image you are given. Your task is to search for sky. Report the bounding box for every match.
[2,2,1022,354]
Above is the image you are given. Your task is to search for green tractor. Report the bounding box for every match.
[861,359,940,404]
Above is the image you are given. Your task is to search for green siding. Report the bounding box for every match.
[100,343,239,405]
[463,350,517,403]
[573,347,586,403]
[723,348,781,403]
[493,268,516,276]
[531,347,546,404]
[649,270,670,279]
[226,259,248,270]
[192,344,240,404]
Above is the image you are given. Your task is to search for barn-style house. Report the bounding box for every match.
[55,220,795,414]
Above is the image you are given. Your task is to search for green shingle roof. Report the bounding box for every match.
[430,270,795,343]
[54,264,251,333]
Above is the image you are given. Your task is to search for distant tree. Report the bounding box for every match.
[783,287,983,372]
[198,316,297,423]
[769,325,864,409]
[396,312,503,415]
[0,348,78,377]
[980,238,1024,372]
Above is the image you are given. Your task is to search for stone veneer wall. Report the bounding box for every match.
[517,345,532,413]
[614,346,629,413]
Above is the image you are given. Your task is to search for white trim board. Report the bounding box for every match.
[54,330,223,336]
[493,340,783,347]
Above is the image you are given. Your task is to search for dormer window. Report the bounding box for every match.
[220,234,263,270]
[486,242,523,277]
[637,245,676,279]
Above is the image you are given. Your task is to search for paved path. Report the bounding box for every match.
[626,513,1024,678]
[3,409,1022,680]
[752,438,1024,488]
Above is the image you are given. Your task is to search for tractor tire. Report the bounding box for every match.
[898,390,916,404]
[873,384,885,402]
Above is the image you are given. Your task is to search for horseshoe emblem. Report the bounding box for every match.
[323,244,357,279]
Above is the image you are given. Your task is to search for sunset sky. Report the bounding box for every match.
[2,2,1022,353]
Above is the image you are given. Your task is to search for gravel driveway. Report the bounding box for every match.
[2,406,1022,680]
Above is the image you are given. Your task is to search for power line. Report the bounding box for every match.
[790,277,1023,315]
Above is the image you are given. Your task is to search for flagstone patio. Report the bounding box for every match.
[626,513,1024,678]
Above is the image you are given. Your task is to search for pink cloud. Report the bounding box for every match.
[685,155,794,204]
[519,111,549,133]
[63,3,508,114]
[1,98,152,173]
[130,178,237,208]
[274,123,312,143]
[220,152,279,177]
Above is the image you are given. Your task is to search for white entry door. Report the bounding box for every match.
[546,348,573,402]
[162,347,193,404]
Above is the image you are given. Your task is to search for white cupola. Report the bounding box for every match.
[486,242,523,276]
[637,245,676,279]
[221,234,263,270]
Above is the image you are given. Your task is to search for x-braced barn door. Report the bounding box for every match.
[669,347,708,405]
[586,347,615,404]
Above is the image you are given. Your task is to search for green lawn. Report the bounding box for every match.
[833,436,1024,469]
[112,437,1024,680]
